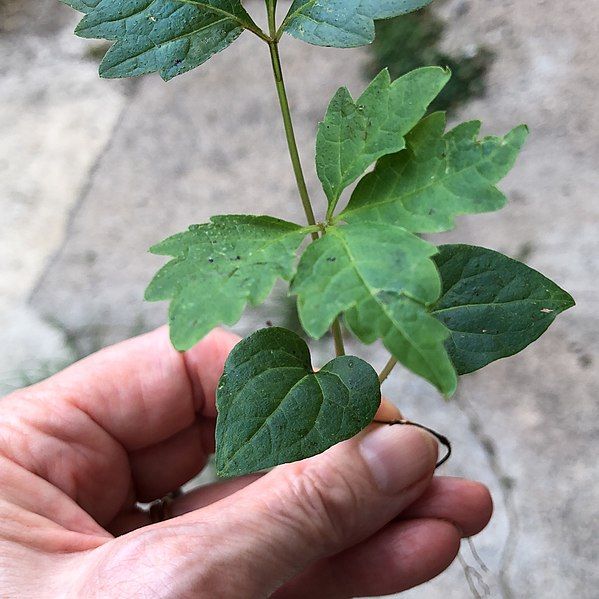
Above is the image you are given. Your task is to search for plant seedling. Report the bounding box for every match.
[60,0,574,477]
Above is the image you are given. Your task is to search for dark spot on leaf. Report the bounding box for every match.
[327,256,336,262]
[208,258,214,263]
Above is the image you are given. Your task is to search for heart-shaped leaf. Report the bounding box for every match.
[215,327,381,477]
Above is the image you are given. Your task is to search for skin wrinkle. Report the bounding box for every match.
[0,330,204,526]
[1,393,125,517]
[0,475,99,544]
[56,400,130,514]
[259,436,435,565]
[4,394,109,498]
[180,348,208,414]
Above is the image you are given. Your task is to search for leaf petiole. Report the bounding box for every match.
[176,0,272,42]
[378,356,398,383]
[266,4,348,361]
[332,319,346,356]
[267,40,318,239]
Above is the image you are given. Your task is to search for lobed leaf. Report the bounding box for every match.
[343,112,528,232]
[316,68,450,212]
[145,215,309,350]
[60,0,259,80]
[283,0,433,48]
[432,245,575,374]
[291,221,457,395]
[345,294,457,396]
[215,327,380,477]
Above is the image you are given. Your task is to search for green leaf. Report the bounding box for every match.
[316,68,450,213]
[343,113,528,232]
[61,0,259,80]
[345,294,457,396]
[283,0,433,48]
[432,245,575,374]
[61,0,101,11]
[145,215,309,350]
[291,222,457,395]
[215,327,381,477]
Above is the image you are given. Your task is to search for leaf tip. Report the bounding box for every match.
[98,61,117,79]
[562,291,576,311]
[511,123,530,142]
[73,22,87,38]
[168,322,197,353]
[379,67,392,81]
[441,385,457,401]
[439,65,452,81]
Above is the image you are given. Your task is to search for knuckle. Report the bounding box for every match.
[268,455,366,549]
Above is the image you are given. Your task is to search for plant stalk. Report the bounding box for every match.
[331,320,346,356]
[266,7,344,356]
[379,356,398,383]
[267,43,318,237]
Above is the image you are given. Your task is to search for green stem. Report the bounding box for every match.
[379,356,398,383]
[267,32,318,237]
[331,319,346,356]
[266,5,343,356]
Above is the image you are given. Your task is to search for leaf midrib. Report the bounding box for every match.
[332,231,445,385]
[177,0,256,30]
[221,366,319,471]
[101,15,234,71]
[81,0,256,41]
[191,227,306,284]
[331,228,428,308]
[344,135,507,220]
[432,297,571,315]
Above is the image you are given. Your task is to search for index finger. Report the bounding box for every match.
[20,326,240,452]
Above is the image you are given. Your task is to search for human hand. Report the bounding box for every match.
[0,328,492,598]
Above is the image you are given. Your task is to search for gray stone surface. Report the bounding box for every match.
[1,0,597,597]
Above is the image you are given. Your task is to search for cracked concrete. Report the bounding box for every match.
[1,0,598,597]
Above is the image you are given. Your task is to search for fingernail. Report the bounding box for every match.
[359,425,438,494]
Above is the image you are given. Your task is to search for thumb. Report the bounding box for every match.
[186,424,438,595]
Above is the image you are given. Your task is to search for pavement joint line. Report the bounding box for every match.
[27,81,141,307]
[459,395,518,599]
